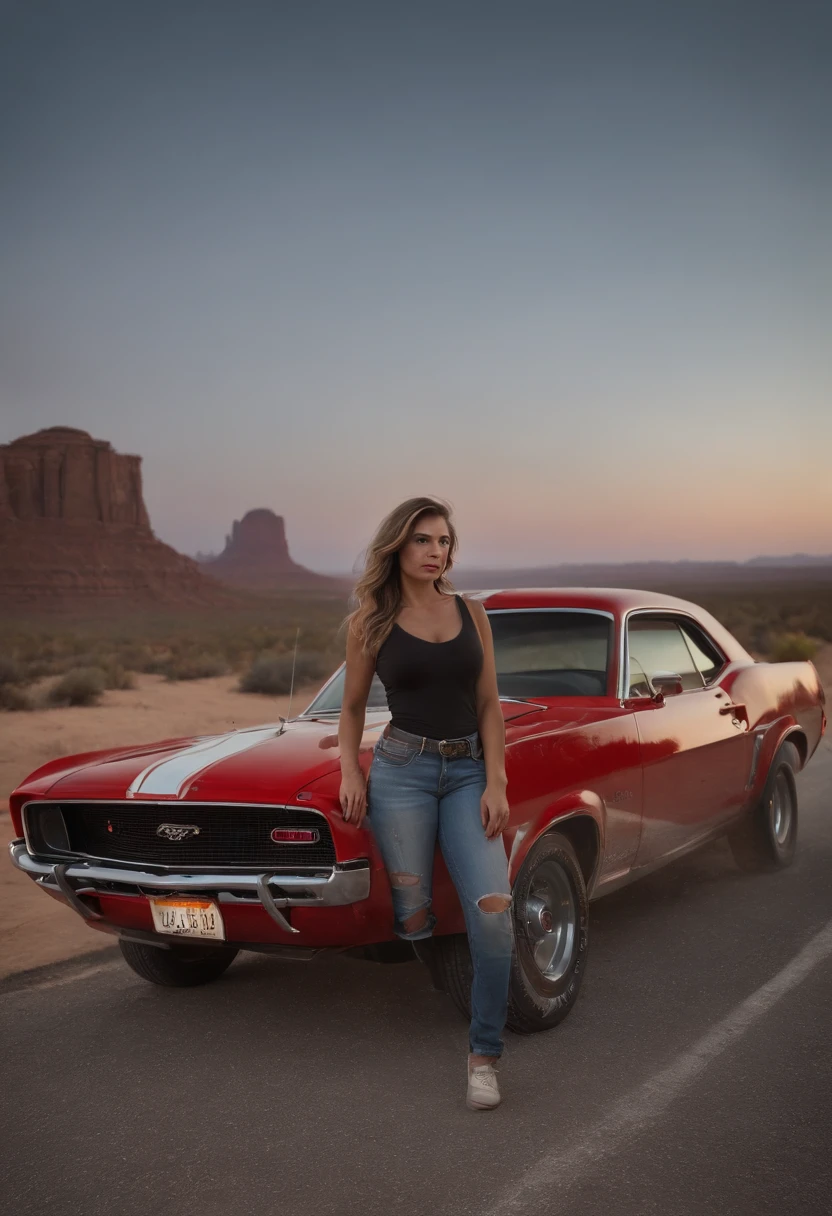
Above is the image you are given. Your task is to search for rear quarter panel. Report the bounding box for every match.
[727,658,824,798]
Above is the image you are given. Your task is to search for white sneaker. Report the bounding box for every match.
[467,1062,501,1111]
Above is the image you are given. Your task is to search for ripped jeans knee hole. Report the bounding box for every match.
[476,893,513,914]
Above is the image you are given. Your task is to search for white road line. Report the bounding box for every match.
[489,917,832,1216]
[0,961,119,998]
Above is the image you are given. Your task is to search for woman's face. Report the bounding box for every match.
[397,513,451,583]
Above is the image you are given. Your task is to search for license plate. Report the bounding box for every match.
[149,897,225,941]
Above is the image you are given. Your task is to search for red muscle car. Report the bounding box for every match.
[8,589,826,1032]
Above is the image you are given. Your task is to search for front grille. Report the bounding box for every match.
[30,803,336,869]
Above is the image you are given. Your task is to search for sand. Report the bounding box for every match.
[0,674,322,979]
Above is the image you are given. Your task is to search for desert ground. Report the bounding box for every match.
[0,674,322,978]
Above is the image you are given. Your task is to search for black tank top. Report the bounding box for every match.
[375,594,483,739]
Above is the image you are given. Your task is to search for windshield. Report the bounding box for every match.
[303,671,389,715]
[302,609,612,715]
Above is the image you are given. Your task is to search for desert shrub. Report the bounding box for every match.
[0,655,26,686]
[239,652,330,696]
[162,652,228,681]
[21,658,60,681]
[769,633,818,662]
[66,649,107,670]
[49,666,107,707]
[114,643,157,672]
[101,661,136,690]
[137,649,175,674]
[0,683,33,711]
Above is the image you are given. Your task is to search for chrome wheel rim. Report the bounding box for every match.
[771,770,793,847]
[519,861,577,983]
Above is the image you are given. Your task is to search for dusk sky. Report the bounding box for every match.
[1,1,829,572]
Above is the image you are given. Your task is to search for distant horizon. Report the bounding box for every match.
[190,541,832,577]
[3,422,828,572]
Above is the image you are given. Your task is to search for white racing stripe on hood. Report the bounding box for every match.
[126,725,282,798]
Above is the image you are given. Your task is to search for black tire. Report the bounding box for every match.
[728,740,799,873]
[119,939,239,987]
[507,831,589,1034]
[424,831,590,1035]
[417,933,471,1008]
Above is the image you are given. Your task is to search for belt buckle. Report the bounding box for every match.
[439,739,469,758]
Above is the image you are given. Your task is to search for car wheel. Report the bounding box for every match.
[507,831,589,1034]
[728,740,799,873]
[119,939,239,987]
[423,831,589,1035]
[415,933,469,1007]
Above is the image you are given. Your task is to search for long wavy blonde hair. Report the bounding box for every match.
[347,496,459,656]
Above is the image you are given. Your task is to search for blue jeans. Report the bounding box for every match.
[366,728,514,1058]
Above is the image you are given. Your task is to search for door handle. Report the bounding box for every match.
[719,702,748,728]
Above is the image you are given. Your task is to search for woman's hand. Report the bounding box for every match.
[481,784,510,838]
[339,770,367,826]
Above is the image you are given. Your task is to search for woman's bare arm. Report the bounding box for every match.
[467,599,509,836]
[337,624,376,822]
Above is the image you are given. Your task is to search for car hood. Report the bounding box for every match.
[27,701,556,805]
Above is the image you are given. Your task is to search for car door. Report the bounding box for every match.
[626,613,754,868]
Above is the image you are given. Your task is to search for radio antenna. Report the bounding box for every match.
[286,627,300,722]
[276,627,301,736]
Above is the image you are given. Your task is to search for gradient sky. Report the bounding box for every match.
[1,1,830,571]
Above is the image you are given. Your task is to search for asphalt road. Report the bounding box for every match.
[3,737,831,1216]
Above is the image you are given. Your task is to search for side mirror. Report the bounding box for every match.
[650,671,684,698]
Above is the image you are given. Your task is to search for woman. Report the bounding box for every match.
[338,496,513,1111]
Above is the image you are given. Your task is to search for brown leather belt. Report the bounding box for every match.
[383,723,480,759]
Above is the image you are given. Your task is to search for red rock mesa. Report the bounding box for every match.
[0,427,233,608]
[201,509,342,590]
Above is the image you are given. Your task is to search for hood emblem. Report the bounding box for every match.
[156,823,201,842]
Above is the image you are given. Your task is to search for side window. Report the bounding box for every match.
[627,618,704,692]
[678,621,724,684]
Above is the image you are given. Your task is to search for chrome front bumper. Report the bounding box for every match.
[9,839,371,936]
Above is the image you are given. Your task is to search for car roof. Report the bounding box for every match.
[469,586,750,661]
[469,587,705,615]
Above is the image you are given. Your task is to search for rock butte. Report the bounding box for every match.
[200,508,342,590]
[0,427,235,608]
